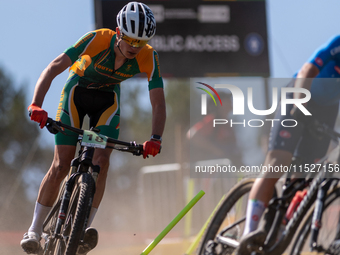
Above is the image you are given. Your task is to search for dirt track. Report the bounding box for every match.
[2,231,318,255]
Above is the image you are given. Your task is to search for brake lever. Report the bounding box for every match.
[46,121,65,135]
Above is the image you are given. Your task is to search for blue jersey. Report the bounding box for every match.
[306,35,340,105]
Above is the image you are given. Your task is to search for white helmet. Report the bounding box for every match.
[116,2,156,41]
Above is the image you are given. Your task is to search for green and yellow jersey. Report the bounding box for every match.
[64,28,163,91]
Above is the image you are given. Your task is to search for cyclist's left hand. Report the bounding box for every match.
[143,140,161,159]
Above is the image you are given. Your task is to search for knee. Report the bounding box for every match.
[93,153,110,174]
[265,150,293,166]
[48,160,70,183]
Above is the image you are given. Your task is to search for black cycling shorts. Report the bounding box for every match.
[268,80,339,163]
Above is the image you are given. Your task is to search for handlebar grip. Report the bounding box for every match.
[46,117,54,125]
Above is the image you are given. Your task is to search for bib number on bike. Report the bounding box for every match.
[81,130,108,149]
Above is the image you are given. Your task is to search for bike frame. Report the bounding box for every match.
[261,121,340,254]
[39,118,144,254]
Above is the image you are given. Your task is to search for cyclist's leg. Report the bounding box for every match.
[30,145,76,229]
[91,146,114,209]
[242,82,301,237]
[85,85,120,211]
[37,145,77,206]
[21,145,77,252]
[243,150,292,236]
[236,83,301,254]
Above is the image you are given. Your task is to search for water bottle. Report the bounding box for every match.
[285,189,308,222]
[277,189,307,241]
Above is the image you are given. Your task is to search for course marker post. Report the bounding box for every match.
[140,190,205,255]
[184,194,226,255]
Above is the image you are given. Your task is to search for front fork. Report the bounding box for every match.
[310,180,332,251]
[53,148,101,238]
[54,172,79,238]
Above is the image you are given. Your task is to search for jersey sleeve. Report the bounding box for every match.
[64,29,115,64]
[308,35,340,70]
[137,46,164,90]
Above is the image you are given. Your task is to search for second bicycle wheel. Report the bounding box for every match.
[290,182,340,255]
[197,178,255,255]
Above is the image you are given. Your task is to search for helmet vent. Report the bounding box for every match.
[131,20,135,34]
[138,5,145,37]
[122,14,127,32]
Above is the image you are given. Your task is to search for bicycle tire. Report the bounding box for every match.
[43,178,80,255]
[289,182,340,255]
[41,181,65,255]
[197,178,255,255]
[64,173,94,255]
[44,205,63,255]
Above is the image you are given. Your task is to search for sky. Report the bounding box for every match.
[1,0,340,146]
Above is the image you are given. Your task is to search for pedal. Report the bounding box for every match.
[216,236,239,248]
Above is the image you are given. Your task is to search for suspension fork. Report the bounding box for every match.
[80,146,101,183]
[310,179,332,251]
[78,146,101,238]
[54,173,80,237]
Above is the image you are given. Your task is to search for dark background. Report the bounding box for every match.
[94,0,270,77]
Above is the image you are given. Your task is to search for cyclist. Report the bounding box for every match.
[236,35,340,254]
[20,2,166,254]
[187,92,243,168]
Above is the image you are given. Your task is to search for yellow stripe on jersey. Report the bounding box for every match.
[97,92,118,127]
[69,85,80,128]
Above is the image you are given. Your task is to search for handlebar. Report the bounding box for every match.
[293,109,340,141]
[311,119,340,141]
[301,117,340,143]
[45,118,144,156]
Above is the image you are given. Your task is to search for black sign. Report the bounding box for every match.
[94,0,270,78]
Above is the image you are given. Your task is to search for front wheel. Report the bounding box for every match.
[53,173,94,255]
[197,179,255,255]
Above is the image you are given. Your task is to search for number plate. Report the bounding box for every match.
[81,130,108,149]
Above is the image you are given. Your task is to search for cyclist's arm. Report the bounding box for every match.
[31,53,72,107]
[149,87,166,137]
[293,36,340,100]
[294,62,319,96]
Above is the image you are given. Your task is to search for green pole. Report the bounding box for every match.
[184,194,226,255]
[140,190,205,255]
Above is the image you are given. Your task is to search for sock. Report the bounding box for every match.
[243,199,266,236]
[28,201,52,235]
[87,207,98,227]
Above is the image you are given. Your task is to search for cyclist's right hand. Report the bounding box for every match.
[28,103,48,129]
[143,140,161,159]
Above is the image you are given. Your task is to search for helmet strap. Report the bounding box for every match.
[116,39,128,60]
